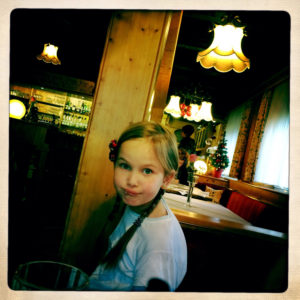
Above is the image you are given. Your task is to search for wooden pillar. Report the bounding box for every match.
[59,11,174,266]
[150,11,182,122]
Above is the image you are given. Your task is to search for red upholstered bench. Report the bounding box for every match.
[226,191,267,224]
[196,182,287,231]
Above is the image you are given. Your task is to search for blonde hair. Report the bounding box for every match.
[115,121,179,174]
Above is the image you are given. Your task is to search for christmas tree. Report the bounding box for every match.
[209,132,229,170]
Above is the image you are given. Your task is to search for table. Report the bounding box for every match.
[164,192,250,225]
[164,192,287,243]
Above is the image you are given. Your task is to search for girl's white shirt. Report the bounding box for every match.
[87,197,187,291]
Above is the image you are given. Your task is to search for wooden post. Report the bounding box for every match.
[59,11,175,267]
[150,11,182,122]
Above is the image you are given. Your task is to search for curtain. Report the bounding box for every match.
[222,103,245,176]
[228,102,252,178]
[242,89,273,182]
[254,81,289,189]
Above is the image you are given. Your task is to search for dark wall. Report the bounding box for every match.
[9,119,84,284]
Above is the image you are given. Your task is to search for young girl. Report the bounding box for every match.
[87,121,187,291]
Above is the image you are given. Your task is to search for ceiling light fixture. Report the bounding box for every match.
[164,96,214,123]
[196,15,250,73]
[37,43,61,65]
[164,95,182,118]
[194,101,214,122]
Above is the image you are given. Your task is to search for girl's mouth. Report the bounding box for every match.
[124,189,139,197]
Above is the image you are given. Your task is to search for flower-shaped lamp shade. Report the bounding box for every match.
[10,99,26,119]
[194,160,208,174]
[164,95,181,118]
[184,104,200,121]
[195,101,214,122]
[37,43,61,65]
[196,24,250,73]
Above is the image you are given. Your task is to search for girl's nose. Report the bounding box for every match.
[127,170,138,186]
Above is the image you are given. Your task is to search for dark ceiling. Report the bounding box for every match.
[169,10,290,118]
[10,9,290,119]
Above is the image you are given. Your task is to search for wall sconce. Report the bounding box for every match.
[196,16,250,73]
[36,43,61,65]
[10,99,26,119]
[164,95,181,118]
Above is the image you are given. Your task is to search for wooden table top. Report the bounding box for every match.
[164,192,249,225]
[164,191,287,243]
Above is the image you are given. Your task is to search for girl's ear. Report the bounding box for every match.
[161,170,175,189]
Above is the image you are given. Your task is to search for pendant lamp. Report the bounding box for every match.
[194,101,214,122]
[196,19,250,73]
[37,43,61,65]
[184,104,200,121]
[164,95,181,118]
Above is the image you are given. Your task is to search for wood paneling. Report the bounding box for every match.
[229,180,288,209]
[196,174,288,209]
[59,11,175,264]
[197,174,229,188]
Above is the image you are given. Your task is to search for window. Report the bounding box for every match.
[223,103,245,175]
[254,81,289,189]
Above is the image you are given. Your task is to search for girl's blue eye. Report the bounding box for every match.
[119,162,130,170]
[143,168,153,175]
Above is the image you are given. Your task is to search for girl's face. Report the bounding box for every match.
[114,138,174,207]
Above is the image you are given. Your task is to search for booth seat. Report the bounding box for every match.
[195,183,288,233]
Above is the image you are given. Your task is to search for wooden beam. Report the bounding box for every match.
[59,11,174,266]
[150,11,182,123]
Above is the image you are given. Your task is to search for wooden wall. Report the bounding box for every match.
[59,11,180,266]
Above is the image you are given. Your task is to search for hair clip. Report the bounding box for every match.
[109,139,118,162]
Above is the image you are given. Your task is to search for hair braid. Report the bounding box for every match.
[90,195,125,271]
[101,189,164,269]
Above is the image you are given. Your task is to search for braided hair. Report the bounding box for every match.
[97,121,178,270]
[99,189,164,269]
